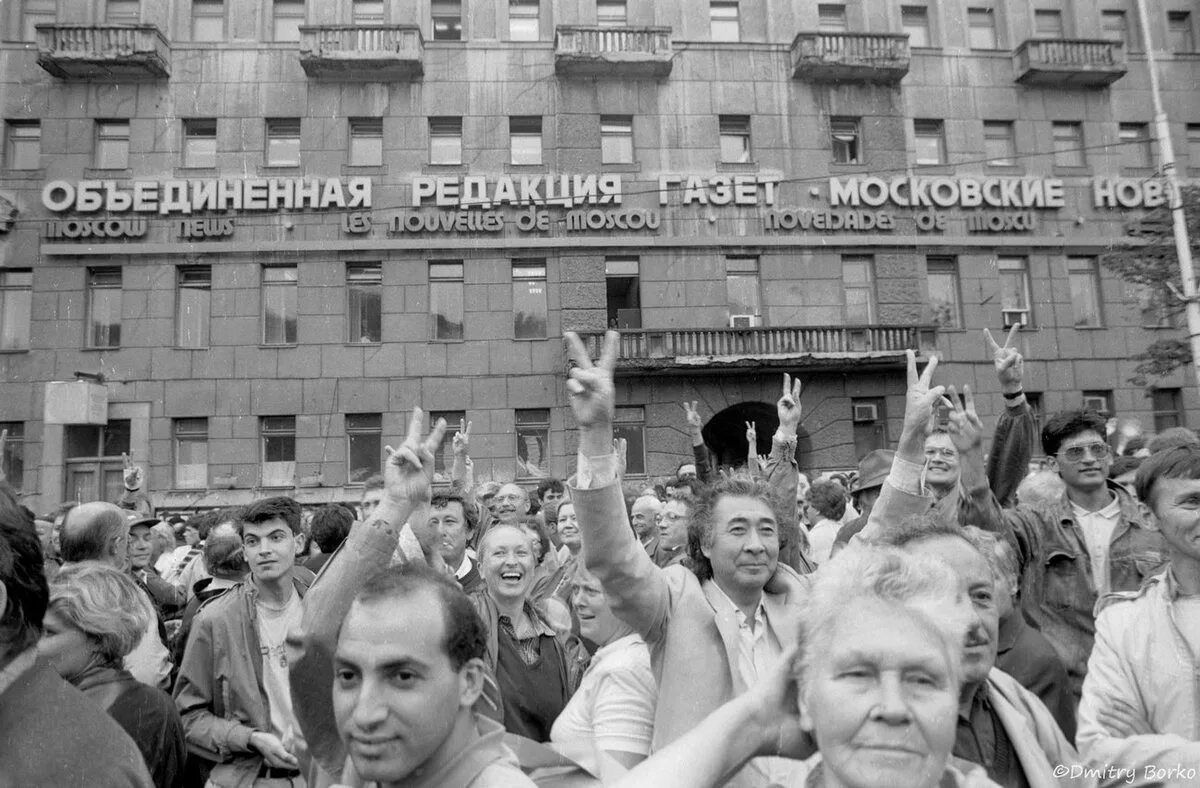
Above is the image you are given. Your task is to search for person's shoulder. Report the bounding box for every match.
[193,581,246,621]
[1096,572,1165,618]
[470,759,537,787]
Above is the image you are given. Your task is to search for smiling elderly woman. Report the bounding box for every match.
[611,544,1000,788]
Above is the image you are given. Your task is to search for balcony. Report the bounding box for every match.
[555,25,673,79]
[36,24,170,80]
[790,32,909,84]
[574,325,937,374]
[1013,38,1127,87]
[298,25,423,80]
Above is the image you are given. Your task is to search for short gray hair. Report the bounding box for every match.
[48,562,153,665]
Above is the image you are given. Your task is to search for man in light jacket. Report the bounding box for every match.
[1077,445,1200,786]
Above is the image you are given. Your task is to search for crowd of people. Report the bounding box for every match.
[3,325,1200,787]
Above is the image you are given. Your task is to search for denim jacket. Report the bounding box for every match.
[1003,481,1167,696]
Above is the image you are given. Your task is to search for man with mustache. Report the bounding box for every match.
[880,519,1084,787]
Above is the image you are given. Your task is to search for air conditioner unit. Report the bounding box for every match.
[1001,309,1029,327]
[729,314,761,328]
[1082,396,1109,413]
[852,403,879,422]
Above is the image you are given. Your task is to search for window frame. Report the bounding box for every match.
[725,255,762,323]
[718,115,752,164]
[265,118,302,168]
[509,116,543,166]
[983,120,1017,167]
[260,416,296,488]
[614,406,647,476]
[1033,8,1065,38]
[0,269,32,351]
[1067,256,1104,328]
[966,6,999,49]
[432,0,463,40]
[600,115,635,165]
[0,422,24,491]
[261,265,298,346]
[997,256,1033,328]
[86,267,122,349]
[272,0,305,41]
[926,256,963,330]
[817,3,848,32]
[1168,11,1195,52]
[596,0,627,27]
[352,0,385,24]
[428,409,465,482]
[830,116,861,164]
[429,117,464,165]
[190,0,225,41]
[346,263,383,344]
[105,0,139,23]
[605,256,642,329]
[515,408,551,479]
[710,1,741,41]
[512,259,549,340]
[842,255,877,325]
[1051,121,1086,168]
[5,121,41,170]
[1101,9,1132,49]
[913,119,947,166]
[176,265,212,349]
[509,0,540,41]
[20,0,58,43]
[429,260,465,341]
[182,118,217,169]
[345,413,383,485]
[1116,122,1152,171]
[1152,388,1186,432]
[348,117,384,167]
[94,120,130,170]
[901,5,932,47]
[173,417,209,489]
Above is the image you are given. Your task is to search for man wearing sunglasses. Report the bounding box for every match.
[1002,409,1166,702]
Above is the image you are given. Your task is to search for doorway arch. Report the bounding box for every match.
[700,402,811,471]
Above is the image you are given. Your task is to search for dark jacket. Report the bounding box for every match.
[996,611,1077,742]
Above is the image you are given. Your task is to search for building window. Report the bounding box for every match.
[105,0,139,23]
[0,423,23,491]
[1067,257,1103,328]
[817,3,848,31]
[1081,390,1114,417]
[983,120,1016,166]
[1101,10,1131,48]
[901,5,932,46]
[606,257,641,329]
[0,270,32,351]
[718,115,751,163]
[347,264,382,343]
[176,266,211,348]
[429,117,463,165]
[597,0,626,26]
[428,410,465,482]
[191,0,224,40]
[262,266,298,345]
[432,0,462,39]
[265,118,301,167]
[261,416,295,488]
[1034,8,1064,37]
[346,414,382,484]
[997,257,1032,327]
[513,260,548,339]
[4,121,40,170]
[87,268,121,348]
[726,256,761,326]
[967,6,999,48]
[1152,388,1185,431]
[710,1,740,41]
[509,0,539,40]
[94,121,129,170]
[842,256,876,324]
[830,117,861,164]
[1188,124,1200,172]
[509,116,542,165]
[600,115,634,164]
[614,406,647,476]
[851,397,888,460]
[515,409,550,478]
[348,118,383,167]
[65,421,129,503]
[1116,123,1152,171]
[174,418,208,489]
[913,119,947,165]
[182,119,217,169]
[926,257,963,330]
[1052,121,1086,168]
[1169,11,1195,52]
[352,0,384,24]
[430,261,464,340]
[21,0,58,42]
[272,0,305,41]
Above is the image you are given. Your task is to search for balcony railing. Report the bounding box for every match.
[790,32,910,84]
[555,25,673,78]
[36,24,170,79]
[1014,38,1127,87]
[574,325,937,372]
[298,25,423,80]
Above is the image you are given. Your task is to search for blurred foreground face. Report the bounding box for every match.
[802,600,959,788]
[38,609,94,683]
[334,595,467,783]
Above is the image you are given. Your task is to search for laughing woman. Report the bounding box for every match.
[473,523,584,742]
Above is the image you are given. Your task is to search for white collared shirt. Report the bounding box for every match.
[707,581,781,692]
[1071,493,1121,597]
[454,554,473,580]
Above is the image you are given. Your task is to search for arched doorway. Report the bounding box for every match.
[700,402,811,471]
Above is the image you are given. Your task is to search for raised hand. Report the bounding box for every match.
[382,408,448,508]
[0,429,6,484]
[452,419,471,456]
[777,373,803,435]
[946,385,984,452]
[901,350,947,438]
[757,454,770,473]
[984,325,1024,394]
[122,452,144,491]
[745,421,758,449]
[564,331,619,429]
[614,437,628,478]
[683,401,703,432]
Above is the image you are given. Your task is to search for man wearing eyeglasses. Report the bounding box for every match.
[1002,409,1167,701]
[652,499,690,568]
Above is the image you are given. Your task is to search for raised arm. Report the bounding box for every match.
[288,410,444,777]
[984,326,1036,507]
[857,352,944,542]
[765,374,810,572]
[683,401,712,483]
[116,452,153,515]
[567,331,673,644]
[449,419,473,495]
